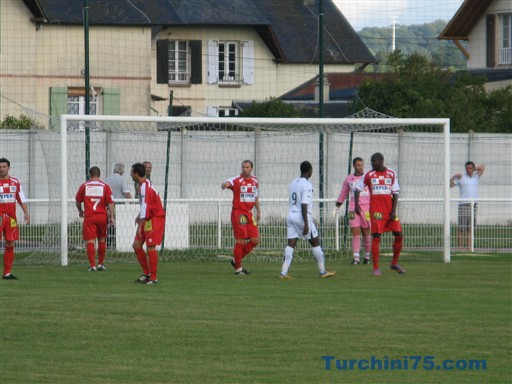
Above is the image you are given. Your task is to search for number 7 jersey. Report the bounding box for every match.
[75,179,114,217]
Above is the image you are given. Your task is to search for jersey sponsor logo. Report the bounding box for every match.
[85,185,104,197]
[371,178,380,185]
[373,212,382,220]
[385,178,393,185]
[371,185,391,194]
[240,193,256,202]
[239,214,248,225]
[0,193,16,203]
[9,186,17,192]
[241,186,248,192]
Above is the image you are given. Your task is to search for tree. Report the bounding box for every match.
[356,52,512,133]
[238,97,304,118]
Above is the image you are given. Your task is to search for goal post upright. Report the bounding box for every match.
[60,114,69,266]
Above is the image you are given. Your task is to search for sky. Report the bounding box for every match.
[333,0,465,31]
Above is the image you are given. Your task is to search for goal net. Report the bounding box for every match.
[23,113,449,266]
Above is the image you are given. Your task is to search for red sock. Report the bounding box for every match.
[234,243,244,269]
[86,243,96,267]
[371,237,381,270]
[98,241,106,265]
[392,235,403,265]
[148,249,158,281]
[3,246,15,276]
[135,248,150,275]
[242,241,257,257]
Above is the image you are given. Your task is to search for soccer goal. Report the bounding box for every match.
[48,114,451,266]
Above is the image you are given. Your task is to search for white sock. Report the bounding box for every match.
[312,246,326,274]
[281,246,294,275]
[353,252,360,261]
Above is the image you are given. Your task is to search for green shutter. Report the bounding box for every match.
[103,88,120,115]
[49,87,67,130]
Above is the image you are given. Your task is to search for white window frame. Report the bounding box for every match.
[67,92,100,131]
[207,40,254,85]
[499,14,512,64]
[169,40,190,83]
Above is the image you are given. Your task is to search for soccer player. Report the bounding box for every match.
[355,153,405,276]
[221,160,260,275]
[331,157,372,265]
[450,161,485,250]
[0,158,30,280]
[75,166,115,271]
[131,162,165,284]
[280,161,336,279]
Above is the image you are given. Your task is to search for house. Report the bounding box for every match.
[0,0,376,126]
[439,0,512,91]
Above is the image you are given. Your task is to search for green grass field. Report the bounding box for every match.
[1,254,511,384]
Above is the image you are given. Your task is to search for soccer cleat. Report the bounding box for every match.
[319,270,336,278]
[88,266,97,272]
[2,273,18,280]
[362,258,370,265]
[390,264,406,274]
[146,279,158,285]
[234,268,251,276]
[279,273,292,280]
[135,274,151,283]
[350,259,360,265]
[373,269,382,276]
[97,264,106,271]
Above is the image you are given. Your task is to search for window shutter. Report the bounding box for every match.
[486,14,496,68]
[207,106,218,117]
[103,88,120,115]
[156,40,169,84]
[190,40,202,84]
[207,40,219,84]
[242,40,254,85]
[49,87,67,130]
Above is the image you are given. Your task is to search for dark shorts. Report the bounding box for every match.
[458,204,477,232]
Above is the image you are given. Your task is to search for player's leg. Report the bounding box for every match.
[231,211,249,274]
[83,218,98,271]
[350,225,361,264]
[308,222,335,278]
[361,210,372,263]
[133,225,150,282]
[97,238,107,270]
[1,217,19,279]
[242,212,259,257]
[370,216,383,275]
[281,214,299,278]
[144,217,164,283]
[387,218,405,274]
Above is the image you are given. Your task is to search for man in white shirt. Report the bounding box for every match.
[450,161,485,250]
[280,161,335,279]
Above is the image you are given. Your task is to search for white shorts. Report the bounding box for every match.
[286,212,319,240]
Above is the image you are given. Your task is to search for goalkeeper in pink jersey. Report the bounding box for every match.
[331,157,371,265]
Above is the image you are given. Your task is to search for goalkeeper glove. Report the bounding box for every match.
[331,206,340,218]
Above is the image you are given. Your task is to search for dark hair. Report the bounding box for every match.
[371,152,384,162]
[465,161,475,168]
[131,163,145,177]
[300,161,312,174]
[352,157,363,166]
[89,166,101,178]
[0,158,10,167]
[242,160,253,168]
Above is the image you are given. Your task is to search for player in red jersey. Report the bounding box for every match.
[355,153,405,276]
[131,163,165,284]
[222,160,260,275]
[75,166,115,272]
[0,158,30,280]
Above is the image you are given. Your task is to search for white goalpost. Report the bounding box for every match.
[59,114,452,266]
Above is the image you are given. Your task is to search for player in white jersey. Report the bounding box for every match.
[280,161,335,279]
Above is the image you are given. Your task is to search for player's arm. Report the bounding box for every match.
[254,196,261,223]
[331,178,349,218]
[75,200,84,218]
[20,202,30,224]
[450,173,462,188]
[301,203,309,236]
[390,193,399,220]
[221,179,233,190]
[108,202,115,226]
[475,164,485,176]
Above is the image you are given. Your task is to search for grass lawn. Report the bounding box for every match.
[1,254,511,384]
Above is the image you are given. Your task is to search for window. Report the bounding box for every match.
[207,106,238,117]
[207,40,254,85]
[156,40,202,85]
[499,14,512,64]
[169,41,189,83]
